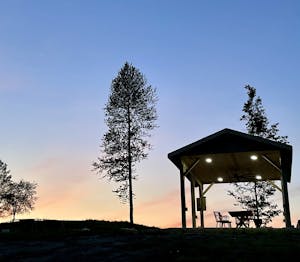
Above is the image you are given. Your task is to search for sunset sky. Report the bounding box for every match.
[1,0,300,228]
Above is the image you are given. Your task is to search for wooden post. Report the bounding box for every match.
[281,169,292,228]
[180,169,186,228]
[191,177,196,228]
[199,183,204,228]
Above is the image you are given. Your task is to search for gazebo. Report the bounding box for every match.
[168,128,293,228]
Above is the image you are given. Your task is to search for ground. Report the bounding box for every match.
[0,220,300,261]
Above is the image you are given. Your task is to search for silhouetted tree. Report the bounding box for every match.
[0,159,37,221]
[228,85,287,227]
[0,160,13,217]
[93,62,158,225]
[4,180,38,222]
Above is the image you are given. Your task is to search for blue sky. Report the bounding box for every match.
[0,0,299,227]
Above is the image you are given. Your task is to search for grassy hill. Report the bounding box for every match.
[0,219,300,261]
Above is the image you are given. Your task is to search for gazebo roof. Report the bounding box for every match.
[168,128,292,184]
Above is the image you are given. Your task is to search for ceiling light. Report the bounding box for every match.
[217,177,223,182]
[205,158,212,163]
[250,155,258,160]
[255,175,262,180]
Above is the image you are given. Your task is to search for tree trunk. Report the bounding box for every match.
[254,182,259,220]
[128,107,134,226]
[129,162,133,225]
[254,182,262,227]
[12,207,16,222]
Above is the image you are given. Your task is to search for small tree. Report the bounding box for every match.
[93,62,158,225]
[228,85,287,227]
[4,180,38,222]
[0,159,37,221]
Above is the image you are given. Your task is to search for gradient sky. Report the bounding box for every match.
[0,0,299,228]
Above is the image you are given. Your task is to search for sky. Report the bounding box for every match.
[0,0,299,228]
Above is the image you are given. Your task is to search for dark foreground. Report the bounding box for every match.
[0,220,300,261]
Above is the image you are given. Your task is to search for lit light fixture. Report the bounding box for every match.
[250,155,258,160]
[255,175,262,180]
[217,177,223,182]
[205,158,212,163]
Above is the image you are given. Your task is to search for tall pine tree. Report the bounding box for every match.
[93,62,158,225]
[228,85,287,227]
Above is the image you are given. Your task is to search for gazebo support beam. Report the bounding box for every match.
[180,169,186,228]
[191,177,196,228]
[203,183,215,195]
[262,155,281,172]
[267,180,282,192]
[281,168,292,228]
[191,175,214,196]
[183,159,201,177]
[199,183,204,228]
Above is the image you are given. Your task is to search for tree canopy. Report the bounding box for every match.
[241,85,288,143]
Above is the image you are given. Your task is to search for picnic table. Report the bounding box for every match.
[228,210,253,228]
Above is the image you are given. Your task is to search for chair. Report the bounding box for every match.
[213,211,232,228]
